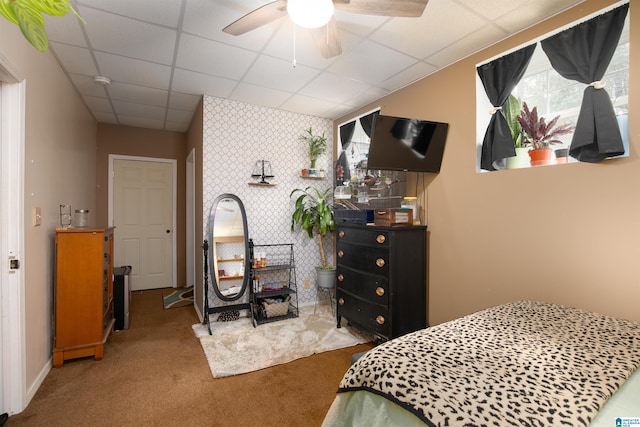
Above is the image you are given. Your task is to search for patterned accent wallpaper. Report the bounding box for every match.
[203,96,333,308]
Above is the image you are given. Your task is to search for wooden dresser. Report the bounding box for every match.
[53,227,115,367]
[336,224,427,341]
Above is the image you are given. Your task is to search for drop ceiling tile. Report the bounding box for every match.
[348,87,390,109]
[243,56,320,93]
[49,43,98,76]
[370,0,486,59]
[328,40,416,86]
[426,24,508,68]
[112,100,166,120]
[83,95,113,113]
[182,0,275,50]
[94,52,172,89]
[92,111,118,124]
[77,0,183,27]
[172,68,237,98]
[279,94,340,117]
[231,83,293,108]
[169,92,202,111]
[44,13,87,47]
[69,74,109,97]
[298,72,371,104]
[333,9,390,37]
[107,82,169,107]
[78,6,177,64]
[455,0,532,21]
[379,61,438,92]
[493,0,585,33]
[176,34,258,79]
[117,115,165,130]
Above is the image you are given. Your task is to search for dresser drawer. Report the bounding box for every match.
[336,265,389,306]
[337,227,389,247]
[337,242,389,276]
[337,289,390,338]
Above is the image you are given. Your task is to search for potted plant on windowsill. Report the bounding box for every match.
[299,127,327,176]
[504,95,528,169]
[290,186,336,289]
[517,102,575,166]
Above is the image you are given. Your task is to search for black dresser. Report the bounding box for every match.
[336,224,427,341]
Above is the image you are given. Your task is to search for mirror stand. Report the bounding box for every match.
[202,239,250,334]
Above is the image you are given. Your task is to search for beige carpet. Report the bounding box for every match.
[192,305,371,378]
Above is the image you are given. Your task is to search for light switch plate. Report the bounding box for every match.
[33,206,41,226]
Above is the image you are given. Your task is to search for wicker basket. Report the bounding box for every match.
[263,299,290,318]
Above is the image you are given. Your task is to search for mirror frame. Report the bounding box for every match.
[207,193,250,302]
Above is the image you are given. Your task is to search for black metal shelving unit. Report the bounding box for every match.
[249,240,298,327]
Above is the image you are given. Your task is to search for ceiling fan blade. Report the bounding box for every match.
[310,15,342,59]
[335,0,429,17]
[223,0,288,36]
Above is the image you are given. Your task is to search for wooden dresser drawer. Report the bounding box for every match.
[337,289,390,338]
[336,265,388,306]
[336,242,389,276]
[337,227,389,247]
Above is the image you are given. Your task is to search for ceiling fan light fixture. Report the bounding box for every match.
[287,0,334,29]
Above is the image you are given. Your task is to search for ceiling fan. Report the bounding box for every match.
[222,0,429,59]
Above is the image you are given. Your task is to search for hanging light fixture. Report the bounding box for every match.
[287,0,334,29]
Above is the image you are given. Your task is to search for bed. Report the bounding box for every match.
[322,301,640,427]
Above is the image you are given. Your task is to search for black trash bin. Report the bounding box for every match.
[113,266,132,330]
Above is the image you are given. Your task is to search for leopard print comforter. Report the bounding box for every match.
[338,301,640,426]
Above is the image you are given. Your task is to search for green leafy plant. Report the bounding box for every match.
[503,94,524,148]
[290,186,335,269]
[517,102,575,150]
[0,0,84,52]
[299,127,327,169]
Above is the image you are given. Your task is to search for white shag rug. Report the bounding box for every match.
[192,305,371,378]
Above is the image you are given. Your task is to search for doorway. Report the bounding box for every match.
[0,59,26,415]
[109,155,177,291]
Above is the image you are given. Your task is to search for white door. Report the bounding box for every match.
[112,158,175,291]
[0,71,26,415]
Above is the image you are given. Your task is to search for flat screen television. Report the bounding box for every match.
[367,115,449,173]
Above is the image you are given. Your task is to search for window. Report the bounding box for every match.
[476,3,629,172]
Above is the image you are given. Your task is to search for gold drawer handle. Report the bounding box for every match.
[376,258,385,268]
[376,315,385,325]
[338,298,345,305]
[376,234,386,244]
[338,250,344,258]
[338,230,345,238]
[376,287,385,297]
[337,274,344,282]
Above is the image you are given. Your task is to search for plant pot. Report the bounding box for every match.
[528,148,552,166]
[301,168,308,177]
[316,267,336,289]
[555,148,569,164]
[506,147,530,169]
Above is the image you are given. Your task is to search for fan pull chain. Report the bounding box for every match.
[292,24,297,68]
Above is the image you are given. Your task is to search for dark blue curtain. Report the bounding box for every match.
[541,4,628,162]
[478,44,536,171]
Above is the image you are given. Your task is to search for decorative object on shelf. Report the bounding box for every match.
[555,148,569,164]
[517,102,575,167]
[59,204,72,228]
[73,209,90,228]
[301,168,309,177]
[290,186,336,289]
[298,127,327,171]
[249,160,275,186]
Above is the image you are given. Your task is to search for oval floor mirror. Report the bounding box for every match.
[203,193,250,334]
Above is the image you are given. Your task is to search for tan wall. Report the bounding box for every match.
[0,20,98,392]
[336,0,639,325]
[186,100,204,317]
[96,124,188,287]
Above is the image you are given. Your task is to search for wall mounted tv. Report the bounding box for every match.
[367,115,449,173]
